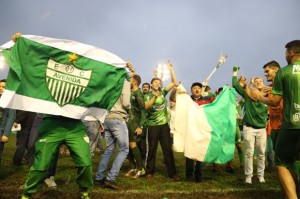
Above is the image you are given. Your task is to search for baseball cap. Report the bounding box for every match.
[191,82,203,89]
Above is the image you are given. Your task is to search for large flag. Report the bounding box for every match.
[0,35,129,122]
[173,84,236,164]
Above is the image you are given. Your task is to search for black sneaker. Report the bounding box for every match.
[104,179,121,190]
[95,178,106,186]
[171,175,180,181]
[195,175,202,183]
[226,166,234,174]
[146,173,154,179]
[186,176,193,182]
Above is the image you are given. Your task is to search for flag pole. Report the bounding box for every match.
[206,67,217,81]
[205,53,228,81]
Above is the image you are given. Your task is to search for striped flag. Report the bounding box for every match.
[173,84,236,164]
[0,35,129,122]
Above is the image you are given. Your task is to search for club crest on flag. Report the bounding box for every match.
[46,59,92,106]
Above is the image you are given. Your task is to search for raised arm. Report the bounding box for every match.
[232,66,259,101]
[232,67,247,98]
[165,61,177,92]
[122,80,131,111]
[169,82,180,102]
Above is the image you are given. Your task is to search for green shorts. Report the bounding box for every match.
[35,116,91,170]
[127,122,144,143]
[270,129,279,151]
[275,129,300,167]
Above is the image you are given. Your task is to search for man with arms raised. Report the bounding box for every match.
[144,61,179,181]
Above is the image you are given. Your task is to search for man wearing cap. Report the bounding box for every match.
[185,82,215,182]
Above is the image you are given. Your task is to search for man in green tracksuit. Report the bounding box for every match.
[22,115,93,199]
[232,69,268,184]
[125,74,147,178]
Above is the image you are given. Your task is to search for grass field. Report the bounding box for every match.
[0,133,284,199]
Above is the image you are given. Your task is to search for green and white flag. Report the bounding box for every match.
[0,35,129,122]
[173,85,236,164]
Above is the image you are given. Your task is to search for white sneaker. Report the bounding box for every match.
[258,176,265,183]
[245,177,252,184]
[124,169,137,177]
[45,176,57,188]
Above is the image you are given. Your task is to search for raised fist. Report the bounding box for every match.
[12,32,22,42]
[233,66,240,71]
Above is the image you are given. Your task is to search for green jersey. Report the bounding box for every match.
[272,60,300,129]
[144,89,169,126]
[232,76,268,128]
[128,88,146,132]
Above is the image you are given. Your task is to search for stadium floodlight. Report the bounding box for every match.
[153,63,170,82]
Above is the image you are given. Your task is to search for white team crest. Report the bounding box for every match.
[46,59,92,106]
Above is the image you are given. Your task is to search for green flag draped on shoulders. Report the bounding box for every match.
[0,35,129,122]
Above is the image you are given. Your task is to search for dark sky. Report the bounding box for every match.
[1,0,300,93]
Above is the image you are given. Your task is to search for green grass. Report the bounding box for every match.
[0,133,283,199]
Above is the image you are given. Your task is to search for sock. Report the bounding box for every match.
[127,149,136,169]
[131,146,143,170]
[237,144,244,166]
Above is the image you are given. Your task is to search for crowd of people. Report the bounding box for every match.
[0,38,300,199]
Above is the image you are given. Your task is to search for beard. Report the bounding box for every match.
[286,55,292,64]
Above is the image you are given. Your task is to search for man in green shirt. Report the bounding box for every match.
[232,71,268,184]
[139,82,150,160]
[144,61,179,181]
[252,40,300,199]
[125,74,147,178]
[142,82,150,94]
